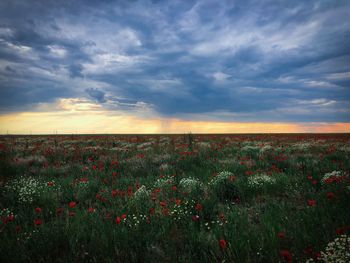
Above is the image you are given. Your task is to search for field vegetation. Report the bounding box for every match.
[0,134,349,262]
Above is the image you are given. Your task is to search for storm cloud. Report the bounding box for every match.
[0,0,349,122]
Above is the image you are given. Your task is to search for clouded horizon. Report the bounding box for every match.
[0,0,350,134]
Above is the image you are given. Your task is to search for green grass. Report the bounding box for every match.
[0,134,349,262]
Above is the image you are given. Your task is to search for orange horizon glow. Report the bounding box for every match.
[1,110,349,134]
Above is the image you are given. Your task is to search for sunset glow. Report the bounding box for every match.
[1,110,349,134]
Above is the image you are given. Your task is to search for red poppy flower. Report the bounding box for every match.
[47,181,54,186]
[219,239,227,249]
[56,207,63,215]
[121,214,127,219]
[195,203,202,211]
[219,213,226,221]
[34,219,42,226]
[112,190,118,197]
[172,185,177,191]
[307,199,316,207]
[280,250,292,263]
[69,201,77,208]
[277,232,285,239]
[175,199,182,205]
[127,186,133,196]
[162,208,169,216]
[303,246,313,255]
[336,228,345,235]
[88,207,95,213]
[35,207,42,213]
[7,214,15,222]
[192,215,200,222]
[245,170,253,176]
[149,207,155,214]
[69,211,76,217]
[160,201,166,207]
[229,176,236,182]
[15,225,21,233]
[115,216,121,224]
[327,192,335,200]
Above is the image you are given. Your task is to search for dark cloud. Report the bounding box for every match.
[5,66,16,73]
[69,64,84,78]
[0,0,349,122]
[85,88,106,103]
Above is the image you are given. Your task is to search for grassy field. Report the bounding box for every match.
[0,134,349,262]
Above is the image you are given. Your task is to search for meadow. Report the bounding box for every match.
[0,134,349,262]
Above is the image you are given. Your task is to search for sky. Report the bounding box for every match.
[0,0,350,134]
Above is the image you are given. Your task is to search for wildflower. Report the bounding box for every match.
[304,246,313,255]
[277,232,286,239]
[247,173,276,188]
[15,225,21,233]
[34,219,42,226]
[321,171,345,184]
[280,250,292,263]
[179,177,202,192]
[127,186,133,196]
[195,203,202,211]
[307,199,316,207]
[69,211,76,217]
[336,228,345,235]
[88,207,95,213]
[327,192,335,200]
[121,214,127,219]
[219,239,227,249]
[160,201,166,207]
[175,199,182,205]
[308,234,350,262]
[133,185,150,201]
[192,215,200,222]
[219,213,226,222]
[229,176,236,182]
[162,208,169,216]
[7,214,15,222]
[245,170,253,176]
[56,207,63,215]
[47,181,54,186]
[69,201,77,208]
[35,207,42,213]
[115,216,121,224]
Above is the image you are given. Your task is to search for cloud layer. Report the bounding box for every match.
[0,0,350,128]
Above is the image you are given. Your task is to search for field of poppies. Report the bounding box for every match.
[0,134,349,262]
